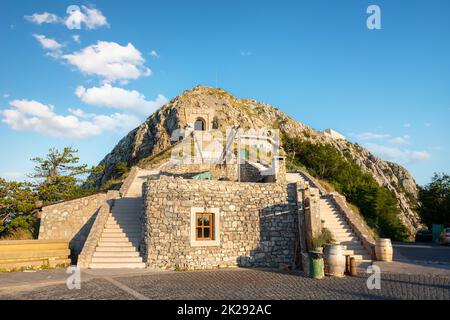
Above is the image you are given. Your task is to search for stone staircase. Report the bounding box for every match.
[320,196,371,263]
[89,169,154,269]
[286,172,372,265]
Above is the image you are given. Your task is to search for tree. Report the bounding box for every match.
[30,147,88,183]
[113,162,129,178]
[418,173,450,227]
[30,147,94,203]
[0,178,39,238]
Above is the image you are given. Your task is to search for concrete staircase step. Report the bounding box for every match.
[324,225,349,230]
[343,249,367,255]
[89,262,145,269]
[96,246,137,252]
[93,251,140,257]
[332,236,356,241]
[106,223,140,228]
[104,229,141,234]
[102,232,140,238]
[91,257,143,263]
[97,241,136,247]
[100,237,139,242]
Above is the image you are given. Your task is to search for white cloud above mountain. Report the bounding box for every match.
[25,6,108,30]
[75,84,168,116]
[363,142,430,164]
[63,41,151,83]
[0,172,27,181]
[149,50,159,58]
[351,132,390,140]
[25,12,60,24]
[388,135,410,145]
[33,34,63,51]
[1,99,140,139]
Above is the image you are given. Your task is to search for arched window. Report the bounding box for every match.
[194,118,206,131]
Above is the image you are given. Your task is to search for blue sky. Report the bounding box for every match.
[0,0,449,185]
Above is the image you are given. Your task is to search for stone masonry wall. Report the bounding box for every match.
[161,163,239,181]
[142,177,299,270]
[39,193,106,259]
[161,161,269,182]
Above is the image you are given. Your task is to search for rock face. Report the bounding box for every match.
[89,85,421,235]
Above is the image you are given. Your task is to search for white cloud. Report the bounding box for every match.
[75,84,168,116]
[63,41,151,83]
[424,122,432,127]
[1,99,140,139]
[403,123,411,128]
[2,94,10,98]
[352,132,390,140]
[68,108,94,119]
[149,50,159,58]
[25,6,108,30]
[240,51,253,56]
[33,34,63,50]
[72,35,81,43]
[363,142,431,164]
[0,172,27,181]
[388,135,410,145]
[25,12,60,24]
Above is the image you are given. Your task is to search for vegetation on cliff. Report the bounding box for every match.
[283,136,409,241]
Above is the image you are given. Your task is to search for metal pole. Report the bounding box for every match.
[237,128,241,182]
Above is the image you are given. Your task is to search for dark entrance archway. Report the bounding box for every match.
[194,118,206,131]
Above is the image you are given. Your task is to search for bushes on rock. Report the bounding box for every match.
[283,136,409,241]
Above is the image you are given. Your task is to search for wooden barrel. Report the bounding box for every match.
[375,238,393,262]
[323,244,346,277]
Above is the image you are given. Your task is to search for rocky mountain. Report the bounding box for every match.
[89,85,421,235]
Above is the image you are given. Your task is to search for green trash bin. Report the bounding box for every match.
[432,224,444,243]
[309,251,324,279]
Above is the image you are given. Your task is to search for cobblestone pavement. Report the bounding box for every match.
[0,268,449,300]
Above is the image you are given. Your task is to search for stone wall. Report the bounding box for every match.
[161,163,239,181]
[161,161,274,183]
[38,193,107,260]
[142,177,299,270]
[303,187,322,251]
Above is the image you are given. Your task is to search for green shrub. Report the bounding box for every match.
[312,228,335,249]
[114,162,129,178]
[283,136,409,241]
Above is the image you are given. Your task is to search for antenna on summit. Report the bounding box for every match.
[215,71,218,88]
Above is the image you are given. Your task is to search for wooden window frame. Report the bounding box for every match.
[195,212,214,241]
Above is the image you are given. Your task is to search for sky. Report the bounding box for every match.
[0,0,449,185]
